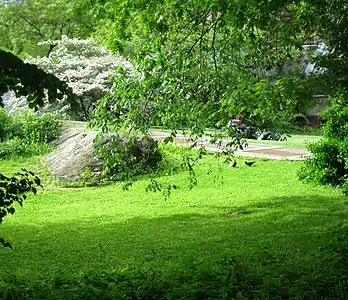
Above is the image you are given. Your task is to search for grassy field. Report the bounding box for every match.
[154,128,322,150]
[1,150,348,298]
[245,134,322,149]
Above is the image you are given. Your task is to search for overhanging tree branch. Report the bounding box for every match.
[19,15,44,37]
[0,49,78,110]
[186,14,224,56]
[211,18,219,74]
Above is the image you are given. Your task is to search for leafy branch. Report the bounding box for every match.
[186,14,224,56]
[0,169,42,249]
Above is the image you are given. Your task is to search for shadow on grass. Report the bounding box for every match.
[1,194,348,299]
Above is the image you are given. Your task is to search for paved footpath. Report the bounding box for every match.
[149,131,311,161]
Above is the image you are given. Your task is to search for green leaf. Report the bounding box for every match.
[32,187,37,195]
[7,207,15,215]
[34,176,41,186]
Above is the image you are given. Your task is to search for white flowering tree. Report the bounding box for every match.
[3,36,132,120]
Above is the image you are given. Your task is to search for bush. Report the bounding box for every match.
[13,110,63,144]
[0,137,31,158]
[0,138,50,159]
[0,108,13,141]
[0,110,62,158]
[298,138,348,186]
[299,100,348,191]
[94,134,162,180]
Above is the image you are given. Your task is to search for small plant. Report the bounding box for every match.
[0,137,31,159]
[0,108,12,142]
[81,167,99,186]
[16,110,62,144]
[0,137,50,159]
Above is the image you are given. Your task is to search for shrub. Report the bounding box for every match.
[299,99,348,191]
[94,133,162,180]
[0,137,31,159]
[0,107,21,141]
[0,108,12,141]
[13,110,63,144]
[298,138,348,186]
[0,110,62,158]
[0,138,50,159]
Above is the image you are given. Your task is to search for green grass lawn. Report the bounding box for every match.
[0,153,347,298]
[246,134,322,149]
[151,127,322,149]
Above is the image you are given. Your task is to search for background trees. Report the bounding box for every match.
[1,1,348,297]
[5,37,132,120]
[84,0,348,191]
[0,0,94,57]
[0,49,77,110]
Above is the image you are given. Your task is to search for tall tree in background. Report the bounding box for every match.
[0,0,95,57]
[5,36,132,120]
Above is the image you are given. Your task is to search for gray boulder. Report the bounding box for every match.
[44,128,161,182]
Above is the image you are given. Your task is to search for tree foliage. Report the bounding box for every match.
[23,36,131,120]
[0,0,94,57]
[86,0,320,137]
[82,0,348,191]
[299,96,348,192]
[0,49,78,111]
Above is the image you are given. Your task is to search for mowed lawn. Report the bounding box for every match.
[134,126,322,150]
[1,154,348,296]
[245,134,322,149]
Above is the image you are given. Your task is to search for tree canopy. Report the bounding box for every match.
[2,0,348,193]
[0,0,94,57]
[25,36,131,120]
[86,0,333,135]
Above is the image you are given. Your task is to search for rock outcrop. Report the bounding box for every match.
[44,128,161,182]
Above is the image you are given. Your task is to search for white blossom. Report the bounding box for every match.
[4,36,132,120]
